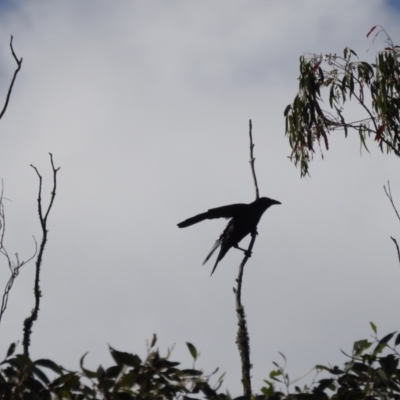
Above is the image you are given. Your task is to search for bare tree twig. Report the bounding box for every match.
[249,120,260,200]
[0,36,29,326]
[383,181,400,265]
[0,36,23,121]
[23,153,60,356]
[234,119,261,399]
[384,181,400,222]
[391,237,400,265]
[234,233,256,399]
[0,181,37,325]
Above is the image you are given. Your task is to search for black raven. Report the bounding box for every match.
[177,197,281,275]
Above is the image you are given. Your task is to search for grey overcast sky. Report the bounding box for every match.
[0,1,399,396]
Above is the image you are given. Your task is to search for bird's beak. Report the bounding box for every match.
[271,199,281,205]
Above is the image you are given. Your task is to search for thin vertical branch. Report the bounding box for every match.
[0,36,23,121]
[234,119,261,399]
[234,234,256,399]
[384,181,400,222]
[23,153,60,356]
[249,120,260,200]
[391,237,400,265]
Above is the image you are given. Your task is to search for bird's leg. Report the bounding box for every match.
[234,244,252,257]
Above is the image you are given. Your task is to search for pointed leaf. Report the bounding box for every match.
[34,359,63,375]
[367,26,377,38]
[97,365,105,380]
[51,372,80,389]
[379,331,396,345]
[186,342,198,360]
[375,124,385,141]
[269,369,282,382]
[217,371,226,383]
[311,60,322,74]
[180,368,203,376]
[350,49,358,57]
[377,368,389,383]
[150,334,157,348]
[370,321,377,334]
[80,352,98,378]
[153,358,180,369]
[6,343,16,358]
[109,346,141,367]
[395,333,400,346]
[32,365,50,384]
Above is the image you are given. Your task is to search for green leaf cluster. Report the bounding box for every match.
[260,325,400,400]
[3,326,400,399]
[0,340,228,399]
[284,26,400,176]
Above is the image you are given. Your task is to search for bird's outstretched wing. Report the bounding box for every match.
[177,203,247,228]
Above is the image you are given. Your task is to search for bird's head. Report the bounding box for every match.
[258,197,281,210]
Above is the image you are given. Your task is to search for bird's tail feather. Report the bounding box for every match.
[203,237,222,265]
[210,258,220,276]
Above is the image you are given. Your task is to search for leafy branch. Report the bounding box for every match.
[284,26,400,176]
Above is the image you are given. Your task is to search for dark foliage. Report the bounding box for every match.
[2,326,400,399]
[261,324,400,400]
[0,339,228,399]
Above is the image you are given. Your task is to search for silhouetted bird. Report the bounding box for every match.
[177,197,281,275]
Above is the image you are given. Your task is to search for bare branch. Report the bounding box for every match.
[0,183,37,325]
[234,232,256,399]
[233,120,264,399]
[0,37,31,326]
[249,120,260,200]
[391,237,400,265]
[384,182,400,266]
[384,181,400,222]
[0,36,23,121]
[23,154,60,356]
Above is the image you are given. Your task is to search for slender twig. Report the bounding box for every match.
[350,90,379,133]
[0,181,37,325]
[0,38,30,326]
[234,119,261,399]
[384,181,400,265]
[384,182,400,222]
[391,237,400,265]
[23,153,60,356]
[249,120,259,200]
[0,36,23,121]
[235,232,257,322]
